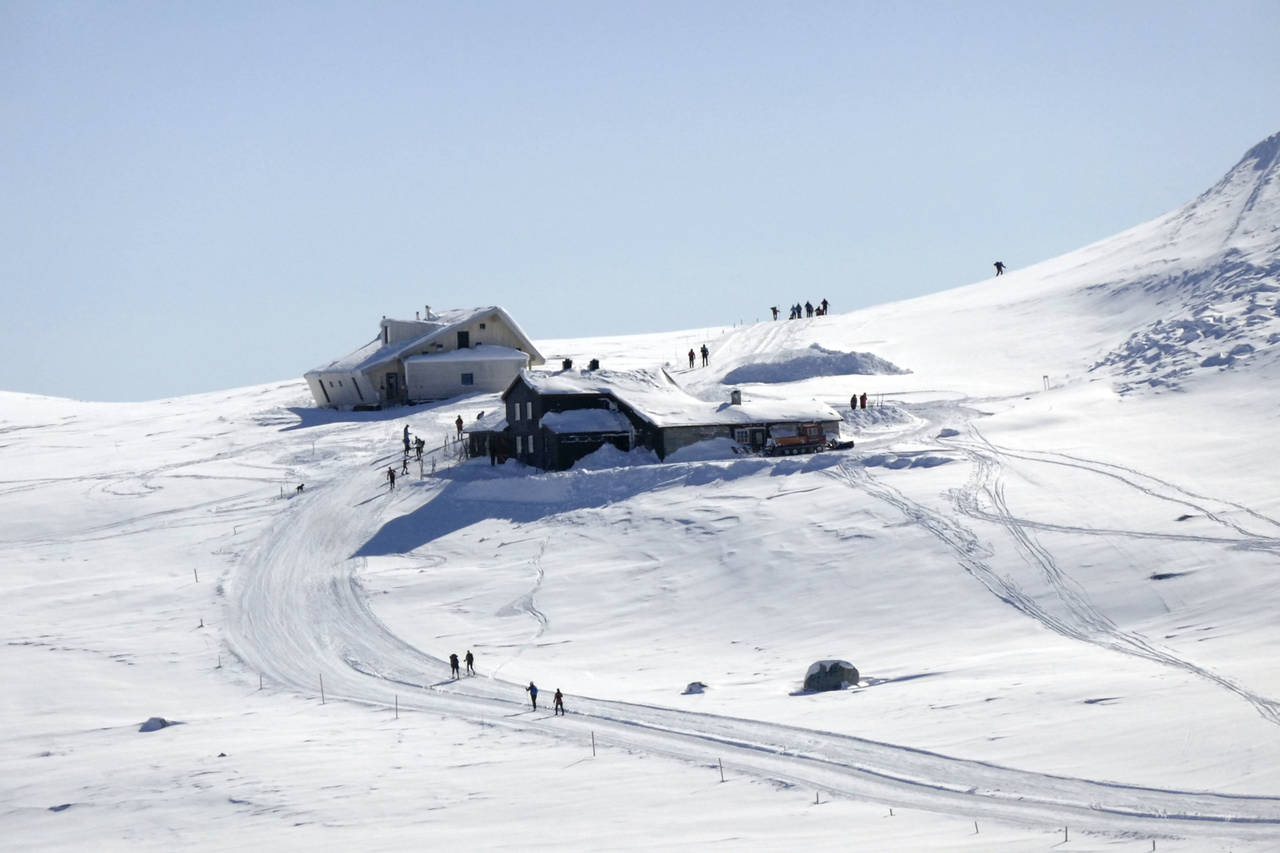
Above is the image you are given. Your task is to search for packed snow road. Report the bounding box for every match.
[223,429,1280,846]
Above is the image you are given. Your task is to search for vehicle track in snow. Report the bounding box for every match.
[222,448,1280,846]
[949,426,1280,726]
[825,401,1280,727]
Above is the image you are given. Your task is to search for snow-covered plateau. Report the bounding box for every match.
[4,133,1280,851]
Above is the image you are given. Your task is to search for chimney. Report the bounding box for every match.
[588,358,600,371]
[562,358,573,371]
[730,389,742,405]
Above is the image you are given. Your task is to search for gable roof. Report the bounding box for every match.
[306,306,544,376]
[509,367,839,428]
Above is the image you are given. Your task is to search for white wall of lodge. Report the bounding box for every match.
[405,352,528,400]
[305,371,374,408]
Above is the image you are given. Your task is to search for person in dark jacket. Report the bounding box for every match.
[994,261,1006,276]
[386,467,396,490]
[455,415,464,438]
[688,348,695,368]
[464,649,475,675]
[449,653,460,678]
[553,688,565,715]
[860,392,868,409]
[700,344,709,367]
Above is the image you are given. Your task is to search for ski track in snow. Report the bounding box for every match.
[220,420,1280,845]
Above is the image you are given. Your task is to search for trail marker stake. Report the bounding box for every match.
[395,695,398,719]
[320,674,326,704]
[194,568,199,583]
[591,731,596,757]
[718,758,725,783]
[259,673,263,690]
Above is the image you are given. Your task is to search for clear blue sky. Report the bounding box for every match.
[3,1,1278,401]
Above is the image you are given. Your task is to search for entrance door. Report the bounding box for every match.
[456,330,470,349]
[385,372,400,402]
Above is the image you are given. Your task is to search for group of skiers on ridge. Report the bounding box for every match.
[446,649,564,714]
[771,298,829,321]
[687,343,710,369]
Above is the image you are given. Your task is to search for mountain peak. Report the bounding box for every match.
[1235,130,1280,175]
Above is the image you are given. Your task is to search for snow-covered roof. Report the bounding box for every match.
[513,367,839,428]
[305,307,544,376]
[541,409,633,434]
[405,345,530,365]
[470,410,508,432]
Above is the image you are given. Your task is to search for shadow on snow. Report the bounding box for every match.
[353,452,844,557]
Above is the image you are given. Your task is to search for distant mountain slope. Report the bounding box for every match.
[669,132,1280,399]
[1084,132,1280,391]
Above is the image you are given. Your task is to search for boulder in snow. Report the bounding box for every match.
[139,716,175,733]
[803,660,859,692]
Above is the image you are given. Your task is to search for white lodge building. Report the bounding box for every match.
[304,306,545,408]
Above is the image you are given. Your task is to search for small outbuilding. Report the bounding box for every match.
[803,660,859,692]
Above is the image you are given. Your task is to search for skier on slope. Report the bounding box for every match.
[994,261,1006,276]
[525,681,539,710]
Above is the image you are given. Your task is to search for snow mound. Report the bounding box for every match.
[664,437,745,462]
[722,344,910,385]
[846,403,915,430]
[571,443,660,470]
[862,453,954,470]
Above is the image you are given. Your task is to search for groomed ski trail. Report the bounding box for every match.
[222,449,1280,846]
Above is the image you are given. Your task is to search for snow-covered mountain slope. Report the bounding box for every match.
[4,134,1280,852]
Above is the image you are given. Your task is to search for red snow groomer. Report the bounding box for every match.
[763,422,831,456]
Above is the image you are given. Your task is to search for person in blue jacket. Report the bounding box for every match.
[525,681,539,710]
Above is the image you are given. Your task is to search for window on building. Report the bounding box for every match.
[461,373,474,386]
[525,402,533,420]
